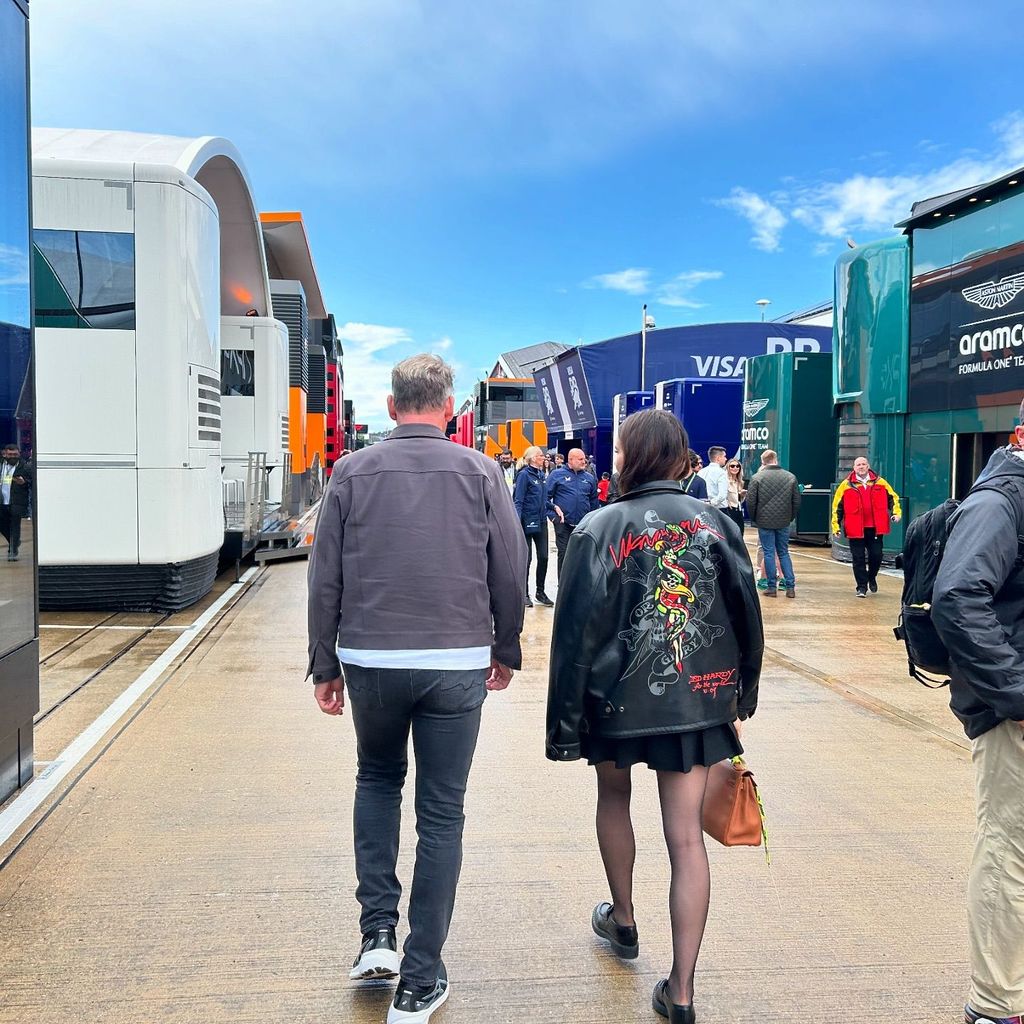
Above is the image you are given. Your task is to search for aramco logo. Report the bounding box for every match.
[743,398,769,418]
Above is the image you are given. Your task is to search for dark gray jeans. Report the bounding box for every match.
[343,664,487,989]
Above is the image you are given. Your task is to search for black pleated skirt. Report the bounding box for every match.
[582,722,742,773]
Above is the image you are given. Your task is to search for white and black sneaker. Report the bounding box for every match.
[387,974,450,1023]
[349,926,401,980]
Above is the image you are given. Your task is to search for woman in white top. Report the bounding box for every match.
[724,458,746,535]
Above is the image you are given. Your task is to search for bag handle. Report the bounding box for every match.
[730,757,771,865]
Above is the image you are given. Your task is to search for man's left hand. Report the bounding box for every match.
[314,678,344,715]
[486,659,514,691]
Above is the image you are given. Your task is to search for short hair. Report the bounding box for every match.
[2,442,18,450]
[523,446,543,461]
[390,354,454,413]
[708,446,726,460]
[618,409,689,495]
[761,449,778,466]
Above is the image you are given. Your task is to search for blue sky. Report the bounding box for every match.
[26,0,1024,426]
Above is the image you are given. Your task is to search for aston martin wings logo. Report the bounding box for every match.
[962,272,1024,310]
[743,399,769,418]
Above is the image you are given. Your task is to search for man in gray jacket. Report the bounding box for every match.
[307,354,527,1024]
[746,448,801,599]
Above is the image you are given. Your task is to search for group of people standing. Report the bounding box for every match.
[306,353,1024,1024]
[508,439,754,609]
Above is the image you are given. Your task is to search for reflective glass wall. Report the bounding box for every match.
[0,0,38,800]
[0,0,35,659]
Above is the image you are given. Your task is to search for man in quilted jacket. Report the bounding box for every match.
[745,449,801,599]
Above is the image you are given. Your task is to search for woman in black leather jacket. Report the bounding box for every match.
[546,409,763,1024]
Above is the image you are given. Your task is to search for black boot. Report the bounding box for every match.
[591,902,638,959]
[652,980,695,1023]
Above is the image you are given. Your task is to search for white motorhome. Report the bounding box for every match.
[31,129,286,610]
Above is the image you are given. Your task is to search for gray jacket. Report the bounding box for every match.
[746,464,801,530]
[306,424,528,680]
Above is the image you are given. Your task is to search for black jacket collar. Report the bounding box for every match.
[613,480,688,502]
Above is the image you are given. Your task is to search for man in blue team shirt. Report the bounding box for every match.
[546,447,600,577]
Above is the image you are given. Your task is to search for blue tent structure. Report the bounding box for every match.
[534,321,833,472]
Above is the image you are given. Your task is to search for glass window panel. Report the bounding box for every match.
[949,202,1002,264]
[911,221,954,276]
[998,188,1024,249]
[0,0,35,659]
[34,229,135,329]
[220,349,255,396]
[33,243,88,328]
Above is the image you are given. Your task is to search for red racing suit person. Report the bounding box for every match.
[831,456,902,596]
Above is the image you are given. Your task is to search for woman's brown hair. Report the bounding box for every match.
[617,408,690,495]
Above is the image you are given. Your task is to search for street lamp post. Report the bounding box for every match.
[641,303,647,390]
[640,305,655,390]
[756,298,771,322]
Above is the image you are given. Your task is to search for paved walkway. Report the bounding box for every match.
[0,542,973,1023]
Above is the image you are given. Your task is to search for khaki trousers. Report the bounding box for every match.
[969,719,1024,1016]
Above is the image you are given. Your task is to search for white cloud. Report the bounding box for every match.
[335,321,415,428]
[656,270,723,308]
[725,111,1024,249]
[716,189,787,252]
[0,243,29,287]
[334,323,467,428]
[586,268,651,295]
[336,322,412,354]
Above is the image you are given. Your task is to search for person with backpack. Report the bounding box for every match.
[930,401,1024,1024]
[831,456,902,597]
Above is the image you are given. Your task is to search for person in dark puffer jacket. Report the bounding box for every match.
[513,445,553,607]
[931,397,1024,1024]
[745,449,801,598]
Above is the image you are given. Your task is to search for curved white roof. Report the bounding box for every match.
[32,128,272,317]
[33,128,258,196]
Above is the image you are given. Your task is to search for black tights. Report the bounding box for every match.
[595,761,711,1006]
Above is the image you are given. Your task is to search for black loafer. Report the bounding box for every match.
[591,901,638,959]
[652,979,696,1023]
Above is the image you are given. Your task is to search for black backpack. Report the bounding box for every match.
[894,481,1024,687]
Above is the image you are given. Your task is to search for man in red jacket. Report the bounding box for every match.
[831,456,902,597]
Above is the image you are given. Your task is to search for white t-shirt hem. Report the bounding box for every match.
[337,646,492,670]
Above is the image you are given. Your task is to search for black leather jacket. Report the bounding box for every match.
[546,480,764,761]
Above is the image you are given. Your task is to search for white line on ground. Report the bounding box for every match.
[785,546,903,579]
[40,624,191,631]
[0,567,260,850]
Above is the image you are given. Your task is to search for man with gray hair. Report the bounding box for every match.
[307,353,527,1024]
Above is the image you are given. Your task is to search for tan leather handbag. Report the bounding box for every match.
[702,757,767,852]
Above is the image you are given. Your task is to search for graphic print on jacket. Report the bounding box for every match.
[613,510,725,696]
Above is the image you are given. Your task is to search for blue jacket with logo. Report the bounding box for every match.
[513,465,547,528]
[546,467,600,526]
